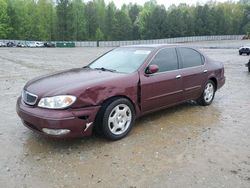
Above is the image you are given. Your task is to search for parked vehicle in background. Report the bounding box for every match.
[44,42,55,47]
[35,42,44,47]
[239,45,250,55]
[0,41,7,47]
[7,42,16,47]
[16,42,26,47]
[16,44,226,140]
[26,42,36,48]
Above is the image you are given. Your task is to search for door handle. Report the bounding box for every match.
[176,75,182,79]
[203,69,208,73]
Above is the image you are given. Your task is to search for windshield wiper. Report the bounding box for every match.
[94,67,117,72]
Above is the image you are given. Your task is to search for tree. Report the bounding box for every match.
[1,0,249,41]
[112,10,133,40]
[128,3,141,39]
[93,0,106,32]
[67,0,86,40]
[85,1,98,40]
[136,0,156,39]
[0,0,11,38]
[36,0,54,40]
[95,27,104,40]
[137,3,167,39]
[166,7,186,37]
[103,2,116,40]
[56,0,71,40]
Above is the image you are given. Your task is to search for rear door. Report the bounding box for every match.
[177,47,206,100]
[140,47,183,113]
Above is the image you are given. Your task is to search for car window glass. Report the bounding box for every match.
[178,48,203,68]
[150,48,178,72]
[89,48,153,73]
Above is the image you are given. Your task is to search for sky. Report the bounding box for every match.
[104,0,237,8]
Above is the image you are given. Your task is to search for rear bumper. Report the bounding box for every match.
[217,76,226,90]
[16,97,100,138]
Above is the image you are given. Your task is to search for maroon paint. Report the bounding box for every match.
[16,45,225,138]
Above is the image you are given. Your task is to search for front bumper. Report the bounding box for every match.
[239,49,250,54]
[16,97,100,138]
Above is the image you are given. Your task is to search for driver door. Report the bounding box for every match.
[140,47,183,113]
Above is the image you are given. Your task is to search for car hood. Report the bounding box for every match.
[24,68,127,97]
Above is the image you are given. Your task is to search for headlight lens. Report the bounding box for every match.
[38,95,76,109]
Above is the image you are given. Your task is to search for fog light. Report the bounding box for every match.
[42,128,70,136]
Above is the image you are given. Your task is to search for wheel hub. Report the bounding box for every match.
[108,104,132,135]
[204,83,214,103]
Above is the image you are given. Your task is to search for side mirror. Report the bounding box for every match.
[146,64,159,74]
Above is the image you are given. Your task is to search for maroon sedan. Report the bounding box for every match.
[16,44,225,140]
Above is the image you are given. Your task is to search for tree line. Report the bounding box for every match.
[0,0,250,41]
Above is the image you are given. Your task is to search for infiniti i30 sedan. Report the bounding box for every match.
[16,44,225,140]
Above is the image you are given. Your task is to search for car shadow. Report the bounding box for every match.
[21,100,220,156]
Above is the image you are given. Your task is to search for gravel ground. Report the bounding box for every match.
[0,40,250,188]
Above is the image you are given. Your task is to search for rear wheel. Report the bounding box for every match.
[197,80,216,106]
[247,53,250,56]
[239,52,242,55]
[96,98,135,140]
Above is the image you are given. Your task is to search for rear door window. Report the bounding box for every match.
[178,48,204,68]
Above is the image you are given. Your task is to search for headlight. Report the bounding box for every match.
[38,95,76,109]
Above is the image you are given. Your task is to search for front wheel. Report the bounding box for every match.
[197,80,216,106]
[97,98,135,140]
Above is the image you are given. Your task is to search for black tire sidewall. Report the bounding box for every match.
[199,80,216,106]
[101,98,135,140]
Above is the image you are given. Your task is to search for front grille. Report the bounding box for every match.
[22,90,38,105]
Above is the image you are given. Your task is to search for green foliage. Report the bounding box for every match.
[103,2,116,40]
[112,10,132,40]
[85,1,98,40]
[0,0,11,38]
[1,0,250,41]
[95,27,104,40]
[67,0,86,40]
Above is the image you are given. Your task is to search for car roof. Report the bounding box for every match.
[122,43,184,49]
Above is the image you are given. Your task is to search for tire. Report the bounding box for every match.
[95,98,135,140]
[197,80,216,106]
[248,66,250,72]
[247,53,250,56]
[239,52,242,55]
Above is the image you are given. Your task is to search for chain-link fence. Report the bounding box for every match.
[0,35,245,47]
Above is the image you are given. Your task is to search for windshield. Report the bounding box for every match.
[89,47,153,73]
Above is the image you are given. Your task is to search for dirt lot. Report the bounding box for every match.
[0,42,250,188]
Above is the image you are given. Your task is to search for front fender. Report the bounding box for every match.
[72,73,140,112]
